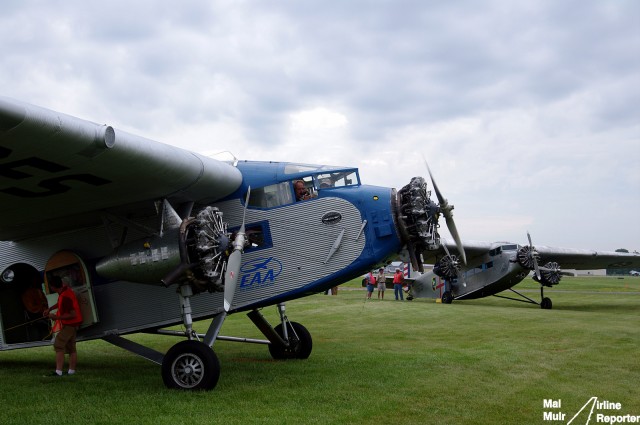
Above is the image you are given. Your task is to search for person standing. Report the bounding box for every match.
[376,268,386,300]
[393,268,404,301]
[365,271,376,299]
[44,276,83,376]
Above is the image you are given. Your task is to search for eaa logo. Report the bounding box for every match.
[239,257,283,290]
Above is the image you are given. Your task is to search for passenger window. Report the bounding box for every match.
[233,221,272,252]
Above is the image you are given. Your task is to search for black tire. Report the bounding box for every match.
[442,291,453,304]
[541,297,552,310]
[162,340,220,390]
[268,321,312,360]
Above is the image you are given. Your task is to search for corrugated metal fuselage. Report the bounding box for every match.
[412,248,530,300]
[0,184,402,350]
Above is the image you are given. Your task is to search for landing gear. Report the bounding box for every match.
[102,298,312,391]
[249,303,313,361]
[268,322,313,360]
[492,286,553,309]
[162,340,220,390]
[441,291,453,304]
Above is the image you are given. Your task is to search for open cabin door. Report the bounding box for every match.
[44,251,98,329]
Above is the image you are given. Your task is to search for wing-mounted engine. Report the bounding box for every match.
[535,261,562,287]
[96,203,233,294]
[433,248,462,281]
[515,233,562,287]
[184,206,230,291]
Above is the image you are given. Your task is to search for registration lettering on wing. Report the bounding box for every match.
[239,257,282,290]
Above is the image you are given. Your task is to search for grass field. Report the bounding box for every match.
[1,276,639,424]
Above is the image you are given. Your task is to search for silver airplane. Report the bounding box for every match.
[408,234,640,309]
[0,96,465,390]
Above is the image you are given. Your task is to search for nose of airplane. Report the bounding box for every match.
[394,173,466,272]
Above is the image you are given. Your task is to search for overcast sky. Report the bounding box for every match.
[1,1,638,251]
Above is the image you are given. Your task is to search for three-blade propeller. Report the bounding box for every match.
[223,188,251,312]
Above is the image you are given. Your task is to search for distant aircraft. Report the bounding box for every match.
[630,271,640,277]
[0,97,464,390]
[408,234,640,309]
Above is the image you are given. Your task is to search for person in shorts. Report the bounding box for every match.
[376,268,386,300]
[44,276,83,376]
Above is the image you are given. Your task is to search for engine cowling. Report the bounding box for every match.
[533,261,563,287]
[516,245,539,270]
[433,254,461,280]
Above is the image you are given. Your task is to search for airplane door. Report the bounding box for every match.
[44,251,98,328]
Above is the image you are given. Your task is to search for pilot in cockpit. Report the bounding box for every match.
[294,180,312,201]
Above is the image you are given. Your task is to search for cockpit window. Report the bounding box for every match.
[284,164,320,174]
[247,166,358,209]
[248,182,293,208]
[315,170,359,189]
[501,244,518,251]
[283,163,356,175]
[293,177,315,201]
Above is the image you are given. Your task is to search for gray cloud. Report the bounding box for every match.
[1,0,638,249]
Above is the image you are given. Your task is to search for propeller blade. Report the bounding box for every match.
[444,214,466,265]
[527,231,541,281]
[423,155,467,264]
[223,187,251,312]
[423,157,445,206]
[223,249,241,312]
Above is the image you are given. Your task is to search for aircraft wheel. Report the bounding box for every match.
[442,291,453,304]
[541,297,552,310]
[162,340,220,390]
[268,321,313,360]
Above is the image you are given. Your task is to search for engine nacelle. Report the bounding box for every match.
[96,229,183,285]
[96,206,230,291]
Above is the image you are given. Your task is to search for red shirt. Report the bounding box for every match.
[393,272,403,284]
[57,286,83,327]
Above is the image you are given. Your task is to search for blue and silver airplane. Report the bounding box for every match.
[0,97,462,390]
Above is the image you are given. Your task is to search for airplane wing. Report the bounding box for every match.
[535,246,640,269]
[420,240,494,265]
[0,97,243,241]
[421,239,640,270]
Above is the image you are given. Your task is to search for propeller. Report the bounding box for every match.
[538,261,563,286]
[423,157,467,265]
[516,232,564,286]
[223,187,251,312]
[526,231,542,281]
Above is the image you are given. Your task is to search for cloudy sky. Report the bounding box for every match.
[1,1,638,251]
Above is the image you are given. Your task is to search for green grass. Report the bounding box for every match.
[1,276,639,424]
